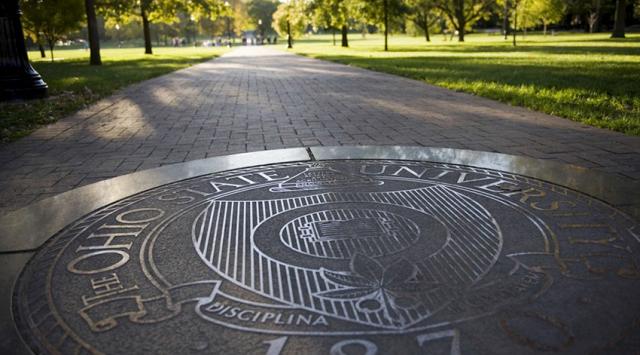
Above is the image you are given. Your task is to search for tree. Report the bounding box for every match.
[311,0,352,47]
[564,0,614,34]
[528,0,565,35]
[21,0,85,62]
[515,0,536,38]
[434,0,495,42]
[230,0,251,38]
[503,0,538,45]
[354,0,405,50]
[80,0,133,65]
[611,0,626,38]
[406,0,439,41]
[248,0,279,37]
[509,0,531,45]
[310,0,336,44]
[20,2,46,58]
[212,0,249,44]
[501,0,509,39]
[85,0,101,65]
[141,0,154,53]
[585,0,601,33]
[103,0,226,55]
[272,0,309,48]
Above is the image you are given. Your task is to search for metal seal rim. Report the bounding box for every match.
[1,145,638,254]
[1,145,639,355]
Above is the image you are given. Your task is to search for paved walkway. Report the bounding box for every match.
[1,46,639,215]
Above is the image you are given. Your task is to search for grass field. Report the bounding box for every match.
[289,33,640,135]
[0,46,228,143]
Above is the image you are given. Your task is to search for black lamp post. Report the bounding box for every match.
[115,24,121,48]
[0,1,47,101]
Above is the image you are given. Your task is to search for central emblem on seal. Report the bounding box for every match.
[192,163,502,330]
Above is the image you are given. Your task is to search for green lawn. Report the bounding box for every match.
[0,46,228,143]
[289,33,640,135]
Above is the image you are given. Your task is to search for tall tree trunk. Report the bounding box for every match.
[287,21,292,48]
[512,9,517,46]
[383,0,388,51]
[425,13,431,41]
[503,0,509,39]
[341,25,348,47]
[47,39,54,62]
[37,36,45,58]
[141,7,153,54]
[611,0,626,38]
[588,14,596,33]
[332,27,336,46]
[456,0,465,42]
[594,0,601,32]
[543,22,547,35]
[85,0,102,65]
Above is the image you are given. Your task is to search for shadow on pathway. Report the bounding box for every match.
[1,46,639,215]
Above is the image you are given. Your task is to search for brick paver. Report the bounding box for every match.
[1,46,639,216]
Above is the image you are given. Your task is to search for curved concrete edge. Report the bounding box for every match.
[1,145,638,253]
[311,146,640,219]
[0,148,310,253]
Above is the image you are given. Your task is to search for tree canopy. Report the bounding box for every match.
[406,0,440,41]
[248,0,279,36]
[528,0,566,34]
[21,0,85,61]
[19,0,640,61]
[310,0,354,46]
[273,0,309,47]
[434,0,495,41]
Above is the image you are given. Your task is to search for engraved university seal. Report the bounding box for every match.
[13,160,640,354]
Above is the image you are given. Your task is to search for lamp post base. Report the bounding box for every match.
[1,74,48,101]
[0,1,48,101]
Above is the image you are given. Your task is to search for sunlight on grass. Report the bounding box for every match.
[290,33,640,135]
[1,46,228,143]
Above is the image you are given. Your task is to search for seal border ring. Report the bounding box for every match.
[2,146,639,355]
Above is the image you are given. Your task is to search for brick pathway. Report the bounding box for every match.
[1,46,639,216]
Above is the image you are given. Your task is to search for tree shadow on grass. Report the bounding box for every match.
[379,44,640,56]
[312,54,640,135]
[0,55,219,143]
[551,36,640,44]
[34,56,214,95]
[321,54,640,96]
